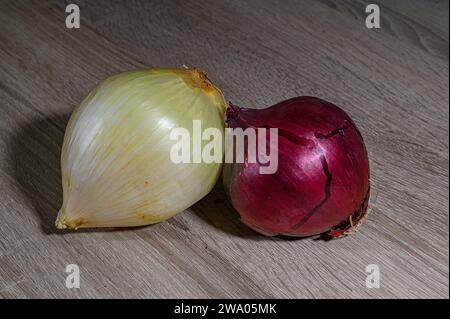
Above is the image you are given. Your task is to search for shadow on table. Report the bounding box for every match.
[190,182,260,239]
[8,113,68,234]
[191,182,327,241]
[8,113,147,235]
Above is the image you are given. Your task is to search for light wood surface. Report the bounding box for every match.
[0,0,448,298]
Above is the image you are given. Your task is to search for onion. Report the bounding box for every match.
[223,96,370,238]
[56,68,225,229]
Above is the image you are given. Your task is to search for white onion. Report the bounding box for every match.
[56,68,225,229]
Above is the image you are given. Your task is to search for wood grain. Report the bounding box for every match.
[0,0,448,298]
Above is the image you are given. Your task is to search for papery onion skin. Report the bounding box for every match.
[223,97,370,238]
[56,68,225,229]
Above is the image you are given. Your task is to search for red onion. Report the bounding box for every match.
[223,96,370,238]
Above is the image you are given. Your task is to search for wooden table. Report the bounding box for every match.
[0,0,448,298]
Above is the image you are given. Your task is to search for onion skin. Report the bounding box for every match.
[223,97,370,238]
[56,68,225,229]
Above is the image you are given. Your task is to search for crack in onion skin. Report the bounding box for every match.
[223,96,370,238]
